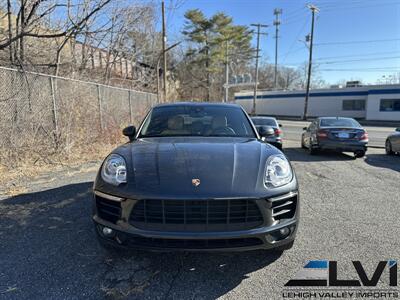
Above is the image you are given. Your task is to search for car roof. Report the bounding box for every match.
[318,117,355,120]
[154,102,242,109]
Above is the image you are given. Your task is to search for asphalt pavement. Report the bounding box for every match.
[279,120,396,148]
[1,142,399,299]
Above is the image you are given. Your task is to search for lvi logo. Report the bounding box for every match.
[285,260,398,287]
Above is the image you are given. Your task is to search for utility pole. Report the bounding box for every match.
[224,40,229,102]
[250,23,268,115]
[303,4,319,120]
[157,42,181,104]
[161,0,167,103]
[273,8,282,89]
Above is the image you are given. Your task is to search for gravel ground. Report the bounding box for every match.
[0,141,399,300]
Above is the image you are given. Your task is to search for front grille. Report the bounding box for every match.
[271,194,297,221]
[95,195,121,223]
[126,235,263,249]
[130,199,263,232]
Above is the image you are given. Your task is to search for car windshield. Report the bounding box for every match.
[138,105,256,138]
[251,118,277,126]
[320,118,361,128]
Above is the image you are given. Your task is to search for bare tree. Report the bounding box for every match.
[0,0,160,92]
[1,0,112,67]
[278,67,302,90]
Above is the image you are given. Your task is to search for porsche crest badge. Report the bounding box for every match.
[192,178,201,187]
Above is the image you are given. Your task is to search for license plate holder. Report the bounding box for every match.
[338,132,350,139]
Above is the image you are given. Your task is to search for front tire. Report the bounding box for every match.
[386,140,394,155]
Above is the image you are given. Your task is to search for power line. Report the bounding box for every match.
[280,10,309,25]
[315,38,400,46]
[284,46,307,57]
[316,0,400,11]
[284,6,307,18]
[320,66,400,71]
[280,17,308,26]
[314,50,400,61]
[321,55,400,64]
[286,55,400,66]
[315,0,380,5]
[281,18,309,64]
[320,69,400,72]
[316,0,396,7]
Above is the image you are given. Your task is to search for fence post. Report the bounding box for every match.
[96,84,103,132]
[11,71,18,124]
[128,90,133,124]
[49,77,59,146]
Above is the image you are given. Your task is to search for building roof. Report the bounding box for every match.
[235,84,400,99]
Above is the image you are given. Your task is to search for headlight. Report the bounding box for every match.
[264,154,293,188]
[101,154,127,186]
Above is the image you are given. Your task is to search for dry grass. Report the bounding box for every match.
[0,68,154,197]
[0,138,123,197]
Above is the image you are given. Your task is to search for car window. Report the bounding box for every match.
[320,118,361,128]
[251,118,277,127]
[139,105,256,138]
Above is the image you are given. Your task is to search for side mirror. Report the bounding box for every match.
[123,125,136,141]
[396,128,400,132]
[279,123,283,127]
[302,127,308,131]
[258,125,275,138]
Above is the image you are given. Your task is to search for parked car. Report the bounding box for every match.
[385,127,400,155]
[301,117,368,158]
[93,102,299,252]
[251,116,283,149]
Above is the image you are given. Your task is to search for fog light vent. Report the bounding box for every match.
[102,227,113,236]
[266,225,294,243]
[270,194,297,221]
[279,227,290,237]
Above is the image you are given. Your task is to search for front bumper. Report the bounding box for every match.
[92,191,299,252]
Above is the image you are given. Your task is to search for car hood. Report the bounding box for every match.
[96,137,283,198]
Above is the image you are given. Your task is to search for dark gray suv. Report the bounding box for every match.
[93,103,299,252]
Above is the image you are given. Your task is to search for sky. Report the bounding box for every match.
[162,0,400,85]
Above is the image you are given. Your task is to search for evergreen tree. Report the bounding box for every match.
[182,9,253,101]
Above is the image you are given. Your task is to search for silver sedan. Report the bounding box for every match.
[385,127,400,155]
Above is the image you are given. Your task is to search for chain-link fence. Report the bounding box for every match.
[0,66,157,165]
